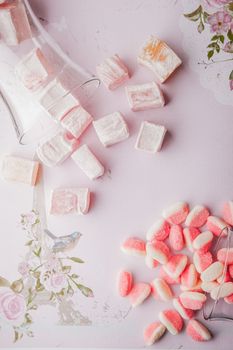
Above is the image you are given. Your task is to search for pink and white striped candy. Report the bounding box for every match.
[224,293,233,304]
[185,205,209,228]
[162,201,189,225]
[146,240,171,264]
[117,270,133,297]
[200,262,224,282]
[96,54,129,90]
[217,270,231,284]
[222,201,233,226]
[129,283,151,307]
[61,105,93,139]
[210,282,233,300]
[181,264,198,288]
[151,278,173,301]
[217,248,233,265]
[193,251,213,273]
[229,264,233,279]
[180,291,206,310]
[159,309,183,335]
[146,218,170,241]
[159,267,181,285]
[201,281,219,293]
[206,216,229,237]
[169,225,185,251]
[183,227,200,252]
[121,237,146,257]
[145,255,159,269]
[192,231,213,253]
[173,298,194,320]
[186,319,211,342]
[180,279,202,292]
[163,254,188,279]
[143,321,166,345]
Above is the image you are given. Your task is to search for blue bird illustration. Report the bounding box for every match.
[44,229,82,253]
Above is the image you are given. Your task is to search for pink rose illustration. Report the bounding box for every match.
[208,11,232,33]
[0,291,26,322]
[41,271,68,293]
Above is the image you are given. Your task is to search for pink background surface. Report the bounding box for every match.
[0,0,233,348]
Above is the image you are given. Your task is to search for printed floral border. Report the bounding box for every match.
[0,210,93,343]
[184,0,233,90]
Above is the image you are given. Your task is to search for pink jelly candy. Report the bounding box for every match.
[121,237,146,257]
[210,282,233,300]
[181,263,198,288]
[183,227,200,252]
[169,225,185,251]
[117,270,133,297]
[129,283,151,307]
[172,297,194,320]
[193,251,213,273]
[145,255,159,269]
[206,215,229,237]
[162,201,189,225]
[143,321,166,345]
[217,248,233,265]
[229,264,233,279]
[185,205,210,228]
[186,319,211,342]
[151,278,173,301]
[222,201,233,226]
[146,240,171,264]
[159,309,183,335]
[159,267,181,285]
[192,231,213,253]
[163,254,188,279]
[200,262,224,282]
[180,291,206,310]
[146,218,170,241]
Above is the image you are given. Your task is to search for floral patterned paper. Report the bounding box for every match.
[0,210,93,343]
[180,0,233,106]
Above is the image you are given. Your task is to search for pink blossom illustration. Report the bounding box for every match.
[208,11,232,33]
[0,291,26,322]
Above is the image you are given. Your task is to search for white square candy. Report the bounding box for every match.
[0,0,31,46]
[48,93,79,121]
[2,155,40,186]
[61,106,93,139]
[37,131,79,167]
[125,82,165,111]
[135,121,167,153]
[138,36,182,83]
[50,187,90,215]
[96,54,129,90]
[40,79,69,110]
[71,144,104,180]
[15,48,52,90]
[93,112,129,147]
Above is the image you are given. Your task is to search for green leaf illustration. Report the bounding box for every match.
[211,35,219,41]
[198,21,204,33]
[62,265,71,273]
[25,240,33,246]
[219,35,225,44]
[14,330,23,343]
[69,257,84,263]
[203,11,209,23]
[184,5,202,21]
[0,276,10,287]
[77,284,94,297]
[229,70,233,80]
[207,50,214,60]
[227,29,233,41]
